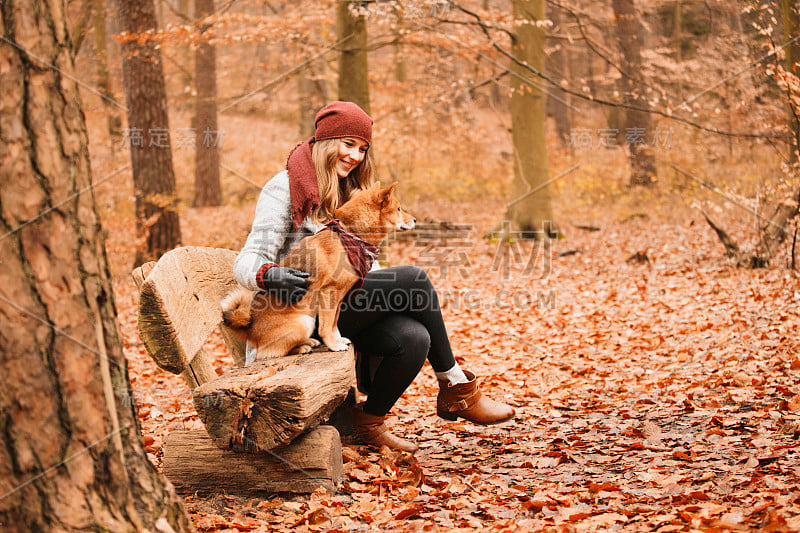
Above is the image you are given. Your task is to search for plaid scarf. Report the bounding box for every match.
[319,220,378,289]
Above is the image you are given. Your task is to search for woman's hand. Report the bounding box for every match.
[261,266,311,304]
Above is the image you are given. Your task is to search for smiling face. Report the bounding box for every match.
[335,137,369,178]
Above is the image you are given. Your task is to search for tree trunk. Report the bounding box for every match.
[780,0,800,162]
[0,3,190,530]
[673,0,682,62]
[613,0,658,187]
[193,0,222,207]
[546,3,571,147]
[299,71,318,138]
[118,0,182,266]
[503,0,556,239]
[673,0,683,97]
[92,0,123,144]
[298,62,331,137]
[337,0,371,113]
[583,36,595,94]
[394,8,407,83]
[179,0,194,94]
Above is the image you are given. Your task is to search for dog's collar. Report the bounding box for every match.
[319,220,379,255]
[325,218,353,235]
[319,220,379,285]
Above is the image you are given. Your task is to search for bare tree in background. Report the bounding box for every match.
[503,0,557,238]
[194,0,223,207]
[337,0,371,113]
[93,0,123,143]
[781,0,800,162]
[0,2,190,530]
[546,3,571,147]
[117,0,182,265]
[613,0,658,187]
[299,64,331,137]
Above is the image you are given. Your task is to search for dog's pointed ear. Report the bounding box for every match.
[380,182,398,205]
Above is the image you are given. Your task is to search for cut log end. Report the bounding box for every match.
[193,349,356,452]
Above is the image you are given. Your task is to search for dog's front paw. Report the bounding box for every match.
[308,338,321,347]
[337,336,351,345]
[325,341,350,352]
[293,344,313,354]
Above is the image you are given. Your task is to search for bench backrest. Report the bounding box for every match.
[132,246,246,388]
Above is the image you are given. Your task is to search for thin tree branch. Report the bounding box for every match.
[451,2,785,140]
[162,0,192,23]
[701,210,742,258]
[436,18,515,40]
[546,0,631,80]
[468,70,509,93]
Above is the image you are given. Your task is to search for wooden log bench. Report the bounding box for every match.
[131,246,356,496]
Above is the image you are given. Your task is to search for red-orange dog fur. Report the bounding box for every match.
[221,183,415,360]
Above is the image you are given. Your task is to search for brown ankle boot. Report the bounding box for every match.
[353,404,418,453]
[437,370,515,425]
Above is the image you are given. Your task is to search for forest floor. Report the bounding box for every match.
[88,108,800,532]
[109,193,800,533]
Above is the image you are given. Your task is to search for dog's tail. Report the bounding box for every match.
[221,288,254,330]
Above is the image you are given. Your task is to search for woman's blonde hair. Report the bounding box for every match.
[311,138,374,223]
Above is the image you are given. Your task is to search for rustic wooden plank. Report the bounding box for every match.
[219,324,246,367]
[180,348,219,389]
[193,349,355,452]
[137,246,240,375]
[162,427,342,495]
[131,261,157,291]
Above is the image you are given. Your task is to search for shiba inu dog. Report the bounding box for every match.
[222,183,415,360]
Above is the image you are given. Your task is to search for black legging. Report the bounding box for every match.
[337,265,457,416]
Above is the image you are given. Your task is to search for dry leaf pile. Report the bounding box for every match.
[114,200,800,532]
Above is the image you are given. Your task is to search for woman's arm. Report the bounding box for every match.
[233,171,295,291]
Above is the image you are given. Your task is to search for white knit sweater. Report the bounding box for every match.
[233,169,381,291]
[233,170,323,291]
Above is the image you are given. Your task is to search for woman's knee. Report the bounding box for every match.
[391,266,437,309]
[402,320,431,363]
[392,265,432,289]
[383,319,431,363]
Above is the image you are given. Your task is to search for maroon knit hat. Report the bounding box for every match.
[314,101,373,147]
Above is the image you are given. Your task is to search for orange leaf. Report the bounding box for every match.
[394,505,422,520]
[589,482,621,493]
[306,508,332,525]
[788,394,800,411]
[672,450,693,461]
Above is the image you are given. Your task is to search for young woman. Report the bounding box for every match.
[233,101,515,453]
